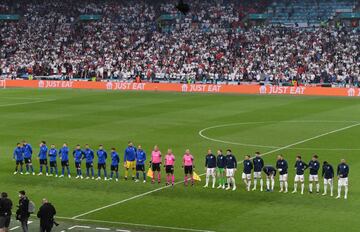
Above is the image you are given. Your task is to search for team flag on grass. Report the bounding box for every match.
[147,168,153,178]
[193,172,201,181]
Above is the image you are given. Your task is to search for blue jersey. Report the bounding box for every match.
[124,146,136,162]
[59,147,69,161]
[135,149,146,165]
[38,145,48,160]
[263,165,276,176]
[48,148,57,162]
[253,157,264,172]
[322,164,334,179]
[294,160,308,175]
[97,149,107,164]
[337,163,349,178]
[217,154,226,168]
[111,152,120,166]
[73,149,84,163]
[243,160,253,174]
[23,144,33,159]
[205,154,216,168]
[225,154,237,169]
[83,148,94,163]
[276,159,288,175]
[13,147,24,161]
[308,160,320,175]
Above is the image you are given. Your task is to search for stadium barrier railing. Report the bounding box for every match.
[2,80,360,97]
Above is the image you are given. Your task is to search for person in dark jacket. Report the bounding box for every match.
[37,199,56,232]
[0,192,13,232]
[16,191,29,232]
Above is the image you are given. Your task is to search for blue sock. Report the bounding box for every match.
[79,170,82,175]
[91,168,94,177]
[136,172,139,179]
[111,172,113,178]
[45,166,49,173]
[20,166,23,172]
[50,167,53,174]
[67,167,70,175]
[55,167,58,175]
[40,165,43,173]
[104,169,107,178]
[116,172,119,179]
[31,165,34,172]
[98,170,100,177]
[143,172,146,180]
[62,168,65,175]
[26,165,29,172]
[86,168,89,176]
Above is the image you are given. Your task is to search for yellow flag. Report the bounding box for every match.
[193,172,201,181]
[147,168,153,178]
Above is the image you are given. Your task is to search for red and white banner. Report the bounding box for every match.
[2,80,360,97]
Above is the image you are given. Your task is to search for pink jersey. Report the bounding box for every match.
[151,150,162,164]
[183,154,194,166]
[165,154,175,166]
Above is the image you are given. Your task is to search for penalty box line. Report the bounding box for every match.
[71,122,360,220]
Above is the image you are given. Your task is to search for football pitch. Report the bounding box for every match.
[0,88,359,232]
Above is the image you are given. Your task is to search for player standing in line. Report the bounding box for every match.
[308,154,320,194]
[183,149,195,187]
[110,148,120,182]
[164,149,175,186]
[276,155,288,193]
[322,161,334,196]
[73,144,85,179]
[225,149,237,191]
[83,144,95,179]
[292,155,308,194]
[336,159,349,199]
[150,145,162,184]
[13,143,24,175]
[22,140,35,175]
[48,144,58,177]
[135,145,146,183]
[252,152,264,191]
[263,165,276,192]
[204,149,216,188]
[38,141,49,176]
[242,155,253,191]
[216,149,226,189]
[59,143,71,178]
[124,142,136,180]
[96,145,108,180]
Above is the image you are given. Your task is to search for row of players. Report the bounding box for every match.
[12,141,350,199]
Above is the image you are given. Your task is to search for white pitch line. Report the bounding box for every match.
[116,229,131,232]
[59,217,215,232]
[0,98,57,107]
[68,225,91,230]
[199,121,360,151]
[9,226,20,231]
[96,228,111,231]
[71,122,360,220]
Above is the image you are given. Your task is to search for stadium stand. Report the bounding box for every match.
[0,0,359,86]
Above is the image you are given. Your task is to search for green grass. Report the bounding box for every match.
[1,89,360,232]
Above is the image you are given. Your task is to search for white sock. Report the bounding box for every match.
[243,179,247,187]
[301,183,304,194]
[345,186,348,198]
[338,186,341,197]
[309,183,313,192]
[280,181,284,190]
[324,183,327,194]
[316,183,320,192]
[330,182,333,195]
[231,177,236,187]
[260,179,263,190]
[212,176,216,188]
[247,179,251,189]
[271,178,275,190]
[253,179,257,189]
[227,177,231,186]
[284,181,288,191]
[294,182,298,191]
[266,179,270,190]
[205,176,209,186]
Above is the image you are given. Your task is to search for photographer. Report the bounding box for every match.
[0,192,13,232]
[16,191,29,232]
[37,199,57,232]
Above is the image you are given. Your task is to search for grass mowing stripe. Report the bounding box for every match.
[71,122,360,220]
[0,98,57,107]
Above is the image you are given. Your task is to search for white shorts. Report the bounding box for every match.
[338,177,348,187]
[253,172,262,178]
[226,169,235,177]
[324,178,333,185]
[242,173,251,180]
[279,174,288,181]
[206,168,216,177]
[309,175,319,182]
[294,175,304,182]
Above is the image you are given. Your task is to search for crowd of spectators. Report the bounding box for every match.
[0,0,359,86]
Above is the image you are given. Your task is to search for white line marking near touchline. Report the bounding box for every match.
[0,98,57,107]
[71,121,360,221]
[58,217,214,232]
